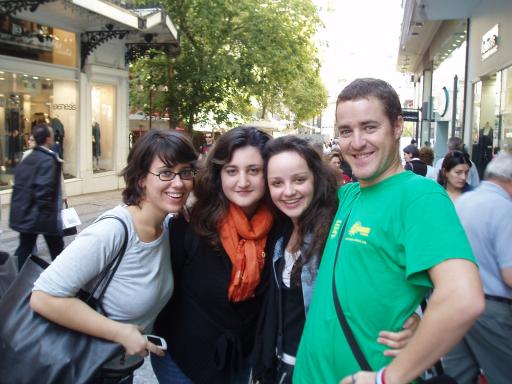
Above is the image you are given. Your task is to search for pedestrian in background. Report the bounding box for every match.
[198,131,215,161]
[437,150,473,203]
[443,153,512,383]
[403,144,427,176]
[326,149,352,185]
[435,137,479,188]
[9,123,64,270]
[419,146,437,180]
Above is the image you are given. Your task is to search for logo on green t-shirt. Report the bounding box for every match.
[329,219,342,239]
[348,221,371,237]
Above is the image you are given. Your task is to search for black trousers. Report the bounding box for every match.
[15,232,64,270]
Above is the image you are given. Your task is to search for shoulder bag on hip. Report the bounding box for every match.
[0,216,143,384]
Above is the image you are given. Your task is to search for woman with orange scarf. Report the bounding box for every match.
[152,127,275,383]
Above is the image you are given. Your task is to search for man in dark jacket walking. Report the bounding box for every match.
[9,123,64,270]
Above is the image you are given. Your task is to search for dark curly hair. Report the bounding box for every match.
[191,126,272,250]
[120,129,198,206]
[263,136,339,281]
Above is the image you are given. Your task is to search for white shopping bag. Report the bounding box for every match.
[61,207,81,229]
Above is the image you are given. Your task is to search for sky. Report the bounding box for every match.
[314,0,408,100]
[312,0,412,134]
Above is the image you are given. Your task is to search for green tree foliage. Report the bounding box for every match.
[132,0,327,132]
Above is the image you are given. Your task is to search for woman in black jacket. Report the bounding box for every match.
[152,127,275,384]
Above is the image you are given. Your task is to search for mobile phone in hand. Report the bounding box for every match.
[144,335,167,350]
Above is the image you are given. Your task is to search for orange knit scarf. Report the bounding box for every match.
[218,203,274,302]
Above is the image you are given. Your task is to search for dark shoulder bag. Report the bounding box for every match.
[332,213,456,383]
[0,216,143,384]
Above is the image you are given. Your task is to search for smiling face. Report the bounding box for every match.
[336,97,403,188]
[140,156,195,215]
[444,163,470,190]
[267,151,315,225]
[221,145,266,216]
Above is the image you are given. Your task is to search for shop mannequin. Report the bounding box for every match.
[476,122,493,178]
[51,115,65,159]
[92,120,101,170]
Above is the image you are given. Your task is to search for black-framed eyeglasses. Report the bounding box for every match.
[149,169,197,181]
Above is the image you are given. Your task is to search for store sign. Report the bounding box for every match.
[402,109,419,122]
[53,103,77,111]
[481,24,499,60]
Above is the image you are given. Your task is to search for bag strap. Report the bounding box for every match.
[332,209,372,371]
[83,215,129,305]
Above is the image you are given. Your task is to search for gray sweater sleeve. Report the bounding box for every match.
[33,215,126,297]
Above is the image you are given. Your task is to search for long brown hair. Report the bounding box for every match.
[191,126,272,250]
[263,136,339,277]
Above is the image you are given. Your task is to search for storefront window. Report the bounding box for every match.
[499,66,512,153]
[473,74,499,177]
[472,81,482,147]
[0,15,77,68]
[432,42,467,140]
[0,70,77,190]
[91,84,115,173]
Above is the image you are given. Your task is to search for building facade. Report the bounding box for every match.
[398,0,512,176]
[0,0,178,202]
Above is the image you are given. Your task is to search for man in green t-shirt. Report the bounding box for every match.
[294,78,484,384]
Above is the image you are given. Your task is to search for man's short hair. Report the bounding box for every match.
[484,153,512,181]
[336,78,402,125]
[447,137,463,151]
[403,144,420,158]
[32,123,51,146]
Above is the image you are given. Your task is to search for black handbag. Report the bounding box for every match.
[331,211,456,384]
[0,216,143,384]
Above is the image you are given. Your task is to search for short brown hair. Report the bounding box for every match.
[336,78,402,126]
[419,146,434,166]
[121,129,197,206]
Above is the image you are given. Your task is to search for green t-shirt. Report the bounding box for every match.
[294,171,475,384]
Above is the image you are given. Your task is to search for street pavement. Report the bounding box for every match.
[0,189,158,384]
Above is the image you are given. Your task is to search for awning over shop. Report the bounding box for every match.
[397,0,480,75]
[0,0,180,69]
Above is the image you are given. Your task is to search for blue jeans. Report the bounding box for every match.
[151,353,193,384]
[150,353,251,384]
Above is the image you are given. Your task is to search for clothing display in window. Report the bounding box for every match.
[476,125,493,179]
[51,117,65,159]
[92,122,101,170]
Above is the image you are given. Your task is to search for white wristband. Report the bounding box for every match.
[375,367,386,384]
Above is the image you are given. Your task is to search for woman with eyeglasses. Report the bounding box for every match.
[437,150,473,202]
[30,129,198,382]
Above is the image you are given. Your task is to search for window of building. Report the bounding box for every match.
[0,70,78,190]
[499,65,512,153]
[0,15,77,68]
[91,84,115,173]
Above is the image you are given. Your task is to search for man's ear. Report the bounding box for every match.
[394,115,404,140]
